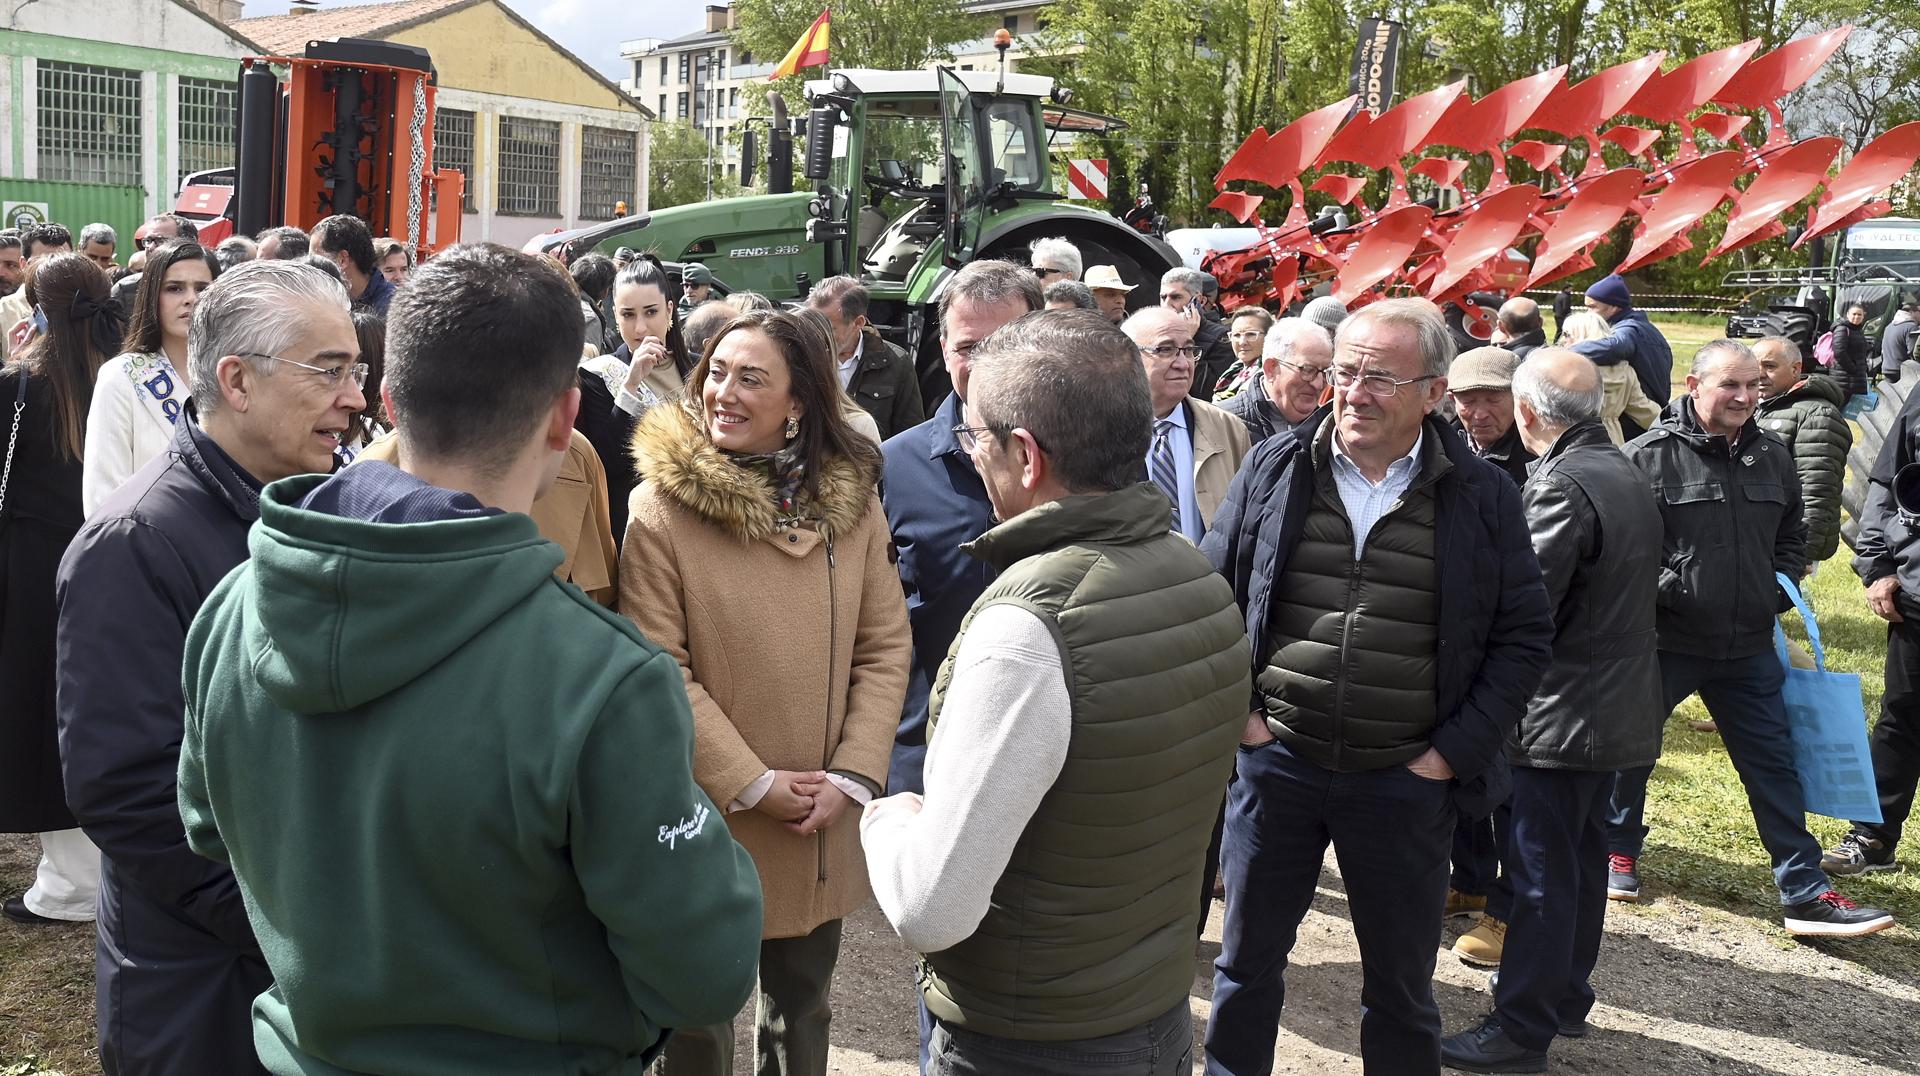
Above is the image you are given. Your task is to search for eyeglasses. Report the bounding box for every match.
[1229,331,1266,341]
[1274,359,1331,383]
[1139,344,1203,360]
[139,234,175,248]
[240,353,370,390]
[1329,368,1437,397]
[952,423,994,453]
[1030,266,1068,279]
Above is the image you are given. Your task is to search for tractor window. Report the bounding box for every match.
[983,100,1043,190]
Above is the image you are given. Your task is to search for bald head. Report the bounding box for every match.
[1498,296,1542,338]
[1512,347,1604,455]
[1121,305,1187,344]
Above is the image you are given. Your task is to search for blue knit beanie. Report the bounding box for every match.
[1585,273,1631,309]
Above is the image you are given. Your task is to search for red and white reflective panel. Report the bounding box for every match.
[1067,158,1109,200]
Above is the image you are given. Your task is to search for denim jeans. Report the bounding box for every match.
[1606,651,1831,905]
[928,999,1191,1076]
[1206,740,1454,1075]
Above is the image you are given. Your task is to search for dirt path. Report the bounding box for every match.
[817,857,1920,1076]
[7,835,1918,1074]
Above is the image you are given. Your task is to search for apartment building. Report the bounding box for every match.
[618,0,1057,182]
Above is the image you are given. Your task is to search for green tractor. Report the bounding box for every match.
[529,65,1182,404]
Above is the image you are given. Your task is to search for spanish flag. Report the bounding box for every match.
[771,8,830,79]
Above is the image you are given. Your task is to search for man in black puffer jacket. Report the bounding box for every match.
[1201,299,1552,1075]
[1605,338,1893,939]
[1753,336,1851,566]
[1442,349,1665,1073]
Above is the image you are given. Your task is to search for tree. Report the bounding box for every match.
[1029,0,1241,223]
[649,121,743,210]
[730,0,985,104]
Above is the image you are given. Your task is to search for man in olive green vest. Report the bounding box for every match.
[862,309,1251,1075]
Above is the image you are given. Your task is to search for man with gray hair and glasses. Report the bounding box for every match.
[1602,337,1894,938]
[1441,349,1664,1073]
[1218,316,1333,444]
[55,259,361,1075]
[1201,297,1553,1074]
[864,310,1248,1074]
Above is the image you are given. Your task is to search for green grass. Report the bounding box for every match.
[1633,321,1920,981]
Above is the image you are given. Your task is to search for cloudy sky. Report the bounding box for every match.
[238,0,704,80]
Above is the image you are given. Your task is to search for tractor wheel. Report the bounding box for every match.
[1841,365,1914,550]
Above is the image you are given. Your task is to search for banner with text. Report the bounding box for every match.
[1349,18,1403,115]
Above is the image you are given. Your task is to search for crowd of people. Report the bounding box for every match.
[2,213,1919,1076]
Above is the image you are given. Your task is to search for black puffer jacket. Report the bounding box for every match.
[1830,320,1873,399]
[1511,422,1665,772]
[1625,398,1806,659]
[1756,375,1852,563]
[56,412,271,1074]
[1202,407,1553,815]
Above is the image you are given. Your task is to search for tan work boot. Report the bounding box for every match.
[1453,915,1507,967]
[1445,888,1487,919]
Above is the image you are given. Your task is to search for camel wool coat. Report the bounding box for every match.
[620,403,909,939]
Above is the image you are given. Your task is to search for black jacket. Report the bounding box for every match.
[1216,376,1295,446]
[1855,387,1920,605]
[1191,317,1236,404]
[846,329,925,441]
[0,366,84,832]
[1830,320,1873,398]
[1202,407,1553,814]
[1506,328,1547,359]
[1452,419,1536,486]
[1511,422,1665,772]
[1756,375,1851,563]
[1626,398,1805,659]
[55,412,270,1074]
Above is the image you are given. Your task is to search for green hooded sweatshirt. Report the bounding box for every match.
[179,472,763,1075]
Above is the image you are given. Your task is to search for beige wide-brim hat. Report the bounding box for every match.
[1084,264,1136,292]
[1449,346,1522,392]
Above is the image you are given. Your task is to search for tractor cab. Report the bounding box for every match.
[800,68,1084,288]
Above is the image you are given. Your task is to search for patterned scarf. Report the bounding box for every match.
[726,443,811,527]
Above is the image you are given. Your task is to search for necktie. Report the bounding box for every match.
[1150,418,1182,534]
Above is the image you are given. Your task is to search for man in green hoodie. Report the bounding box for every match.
[179,243,763,1075]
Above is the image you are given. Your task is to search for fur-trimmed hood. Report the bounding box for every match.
[629,402,873,542]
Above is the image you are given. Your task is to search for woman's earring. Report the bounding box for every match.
[785,415,800,440]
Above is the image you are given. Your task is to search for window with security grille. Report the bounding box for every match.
[37,61,142,186]
[176,77,236,187]
[580,126,636,219]
[434,108,477,212]
[495,116,560,216]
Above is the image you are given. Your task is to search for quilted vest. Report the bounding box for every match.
[1257,437,1441,771]
[922,483,1249,1041]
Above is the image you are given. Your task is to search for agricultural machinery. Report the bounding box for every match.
[528,61,1183,404]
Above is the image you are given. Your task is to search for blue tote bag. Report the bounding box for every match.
[1774,572,1882,823]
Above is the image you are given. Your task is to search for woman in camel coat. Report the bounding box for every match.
[620,308,909,1076]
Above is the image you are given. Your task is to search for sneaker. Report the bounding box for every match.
[1821,833,1899,876]
[1783,890,1895,938]
[1446,888,1488,919]
[1454,916,1507,966]
[1606,854,1640,902]
[1440,1015,1548,1074]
